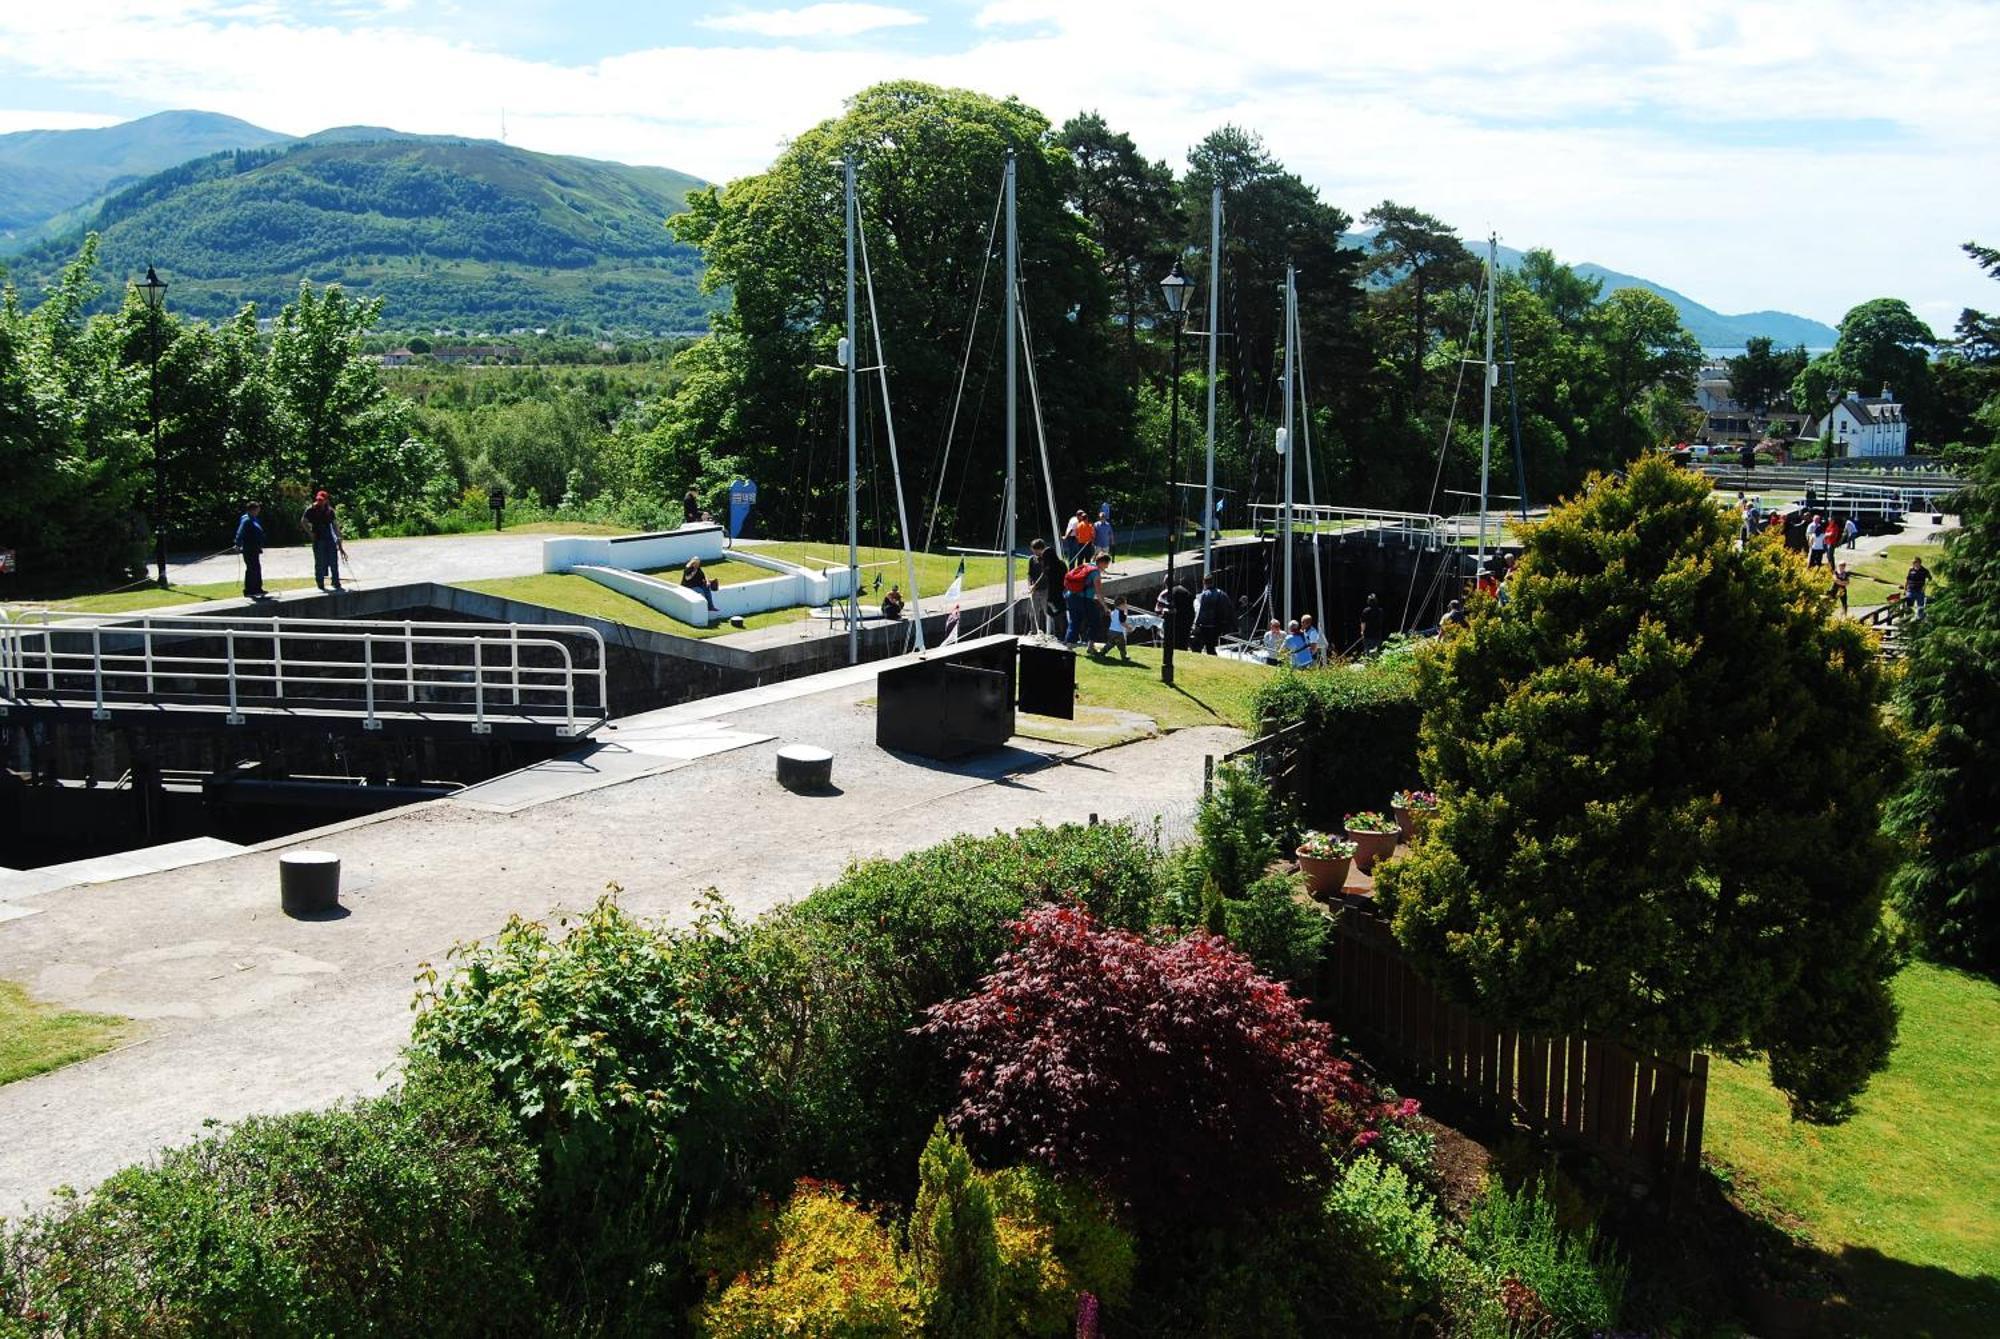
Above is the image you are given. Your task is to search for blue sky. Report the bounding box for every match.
[3,0,1996,331]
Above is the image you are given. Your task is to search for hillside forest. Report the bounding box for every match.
[4,82,1996,583]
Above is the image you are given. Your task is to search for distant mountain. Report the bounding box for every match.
[1346,231,1838,350]
[7,133,716,333]
[0,110,292,248]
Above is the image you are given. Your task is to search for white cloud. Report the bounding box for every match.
[0,109,127,134]
[697,4,925,38]
[0,0,1993,326]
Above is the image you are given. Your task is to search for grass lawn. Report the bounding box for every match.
[0,980,130,1086]
[1843,538,1948,604]
[1061,643,1265,730]
[748,542,1010,595]
[1703,961,2000,1334]
[452,572,810,639]
[18,579,317,615]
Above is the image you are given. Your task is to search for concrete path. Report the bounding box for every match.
[164,529,565,589]
[0,672,1240,1213]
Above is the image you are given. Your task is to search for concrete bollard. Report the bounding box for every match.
[775,744,834,793]
[279,850,341,917]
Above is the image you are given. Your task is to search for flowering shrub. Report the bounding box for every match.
[690,1180,916,1337]
[920,905,1391,1223]
[1297,830,1358,860]
[1344,810,1401,834]
[1392,790,1439,812]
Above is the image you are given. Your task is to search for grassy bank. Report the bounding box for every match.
[453,573,810,639]
[0,980,131,1086]
[1703,961,2000,1334]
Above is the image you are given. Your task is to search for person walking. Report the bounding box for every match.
[1028,538,1064,637]
[1094,506,1115,562]
[233,502,267,599]
[1906,555,1931,618]
[302,490,344,592]
[1191,575,1233,655]
[1061,556,1094,648]
[1830,561,1850,614]
[682,484,701,525]
[1842,516,1859,550]
[1807,513,1826,569]
[1062,510,1082,560]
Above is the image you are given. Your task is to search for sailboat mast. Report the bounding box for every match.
[1281,263,1297,622]
[1202,184,1221,576]
[1478,231,1496,575]
[1004,151,1018,634]
[844,154,860,664]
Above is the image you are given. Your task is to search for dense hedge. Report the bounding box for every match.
[0,1064,538,1338]
[1252,663,1423,826]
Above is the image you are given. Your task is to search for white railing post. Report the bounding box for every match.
[143,617,154,698]
[224,628,244,724]
[90,628,109,719]
[363,633,380,730]
[405,621,415,703]
[272,616,284,699]
[509,625,521,708]
[471,636,490,733]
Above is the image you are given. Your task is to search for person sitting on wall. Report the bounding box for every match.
[880,585,905,619]
[683,556,719,611]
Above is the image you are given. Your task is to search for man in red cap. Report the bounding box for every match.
[302,489,343,592]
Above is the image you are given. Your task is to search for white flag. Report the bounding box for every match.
[941,559,965,645]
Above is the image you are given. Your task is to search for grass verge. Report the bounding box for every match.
[22,579,317,615]
[1842,538,1948,604]
[1051,642,1266,733]
[0,980,131,1086]
[1704,961,2000,1334]
[452,573,810,639]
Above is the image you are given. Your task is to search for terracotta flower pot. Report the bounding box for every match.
[1345,827,1399,874]
[1296,851,1352,898]
[1392,803,1416,844]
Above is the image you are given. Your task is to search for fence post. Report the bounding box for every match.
[272,615,284,699]
[471,636,490,734]
[90,628,109,719]
[224,628,244,724]
[362,633,381,730]
[1203,754,1214,799]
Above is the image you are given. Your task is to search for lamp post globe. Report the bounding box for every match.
[1158,260,1193,685]
[139,266,169,589]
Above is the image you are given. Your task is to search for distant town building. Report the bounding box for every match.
[1691,362,1804,447]
[377,348,417,366]
[1807,387,1909,458]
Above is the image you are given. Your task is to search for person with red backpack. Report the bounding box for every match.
[1062,554,1096,647]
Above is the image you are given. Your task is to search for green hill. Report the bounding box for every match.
[6,135,716,333]
[0,109,292,247]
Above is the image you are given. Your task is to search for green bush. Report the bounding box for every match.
[1323,1156,1448,1321]
[1456,1178,1626,1336]
[0,1063,538,1338]
[407,895,762,1320]
[741,823,1162,1194]
[1223,873,1328,985]
[983,1167,1134,1336]
[1252,664,1422,829]
[1193,760,1278,897]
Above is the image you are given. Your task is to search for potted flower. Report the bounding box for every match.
[1295,831,1357,897]
[1343,810,1401,873]
[1390,789,1438,843]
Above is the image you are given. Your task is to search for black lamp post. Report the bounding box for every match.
[138,266,168,589]
[1158,259,1193,686]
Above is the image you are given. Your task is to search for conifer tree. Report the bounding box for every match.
[1377,455,1903,1120]
[1887,439,2000,971]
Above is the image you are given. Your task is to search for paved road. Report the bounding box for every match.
[167,529,564,588]
[0,671,1239,1212]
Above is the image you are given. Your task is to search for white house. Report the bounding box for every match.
[1808,387,1909,458]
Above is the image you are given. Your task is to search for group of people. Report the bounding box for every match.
[233,490,348,598]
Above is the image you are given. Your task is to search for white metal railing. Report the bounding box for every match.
[1251,503,1448,548]
[0,610,609,736]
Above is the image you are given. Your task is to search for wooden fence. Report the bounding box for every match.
[1316,898,1709,1188]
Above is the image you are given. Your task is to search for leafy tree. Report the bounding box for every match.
[1518,247,1602,333]
[1587,287,1701,462]
[665,82,1119,551]
[1792,297,1938,440]
[1376,455,1903,1120]
[1887,442,2000,972]
[1725,335,1809,417]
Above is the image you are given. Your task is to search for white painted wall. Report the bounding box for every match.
[573,559,858,628]
[542,525,725,574]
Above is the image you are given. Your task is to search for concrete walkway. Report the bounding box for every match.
[163,528,563,589]
[0,669,1240,1213]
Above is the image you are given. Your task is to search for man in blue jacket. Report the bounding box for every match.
[234,502,268,598]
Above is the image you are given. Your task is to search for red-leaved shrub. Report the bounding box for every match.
[919,904,1388,1223]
